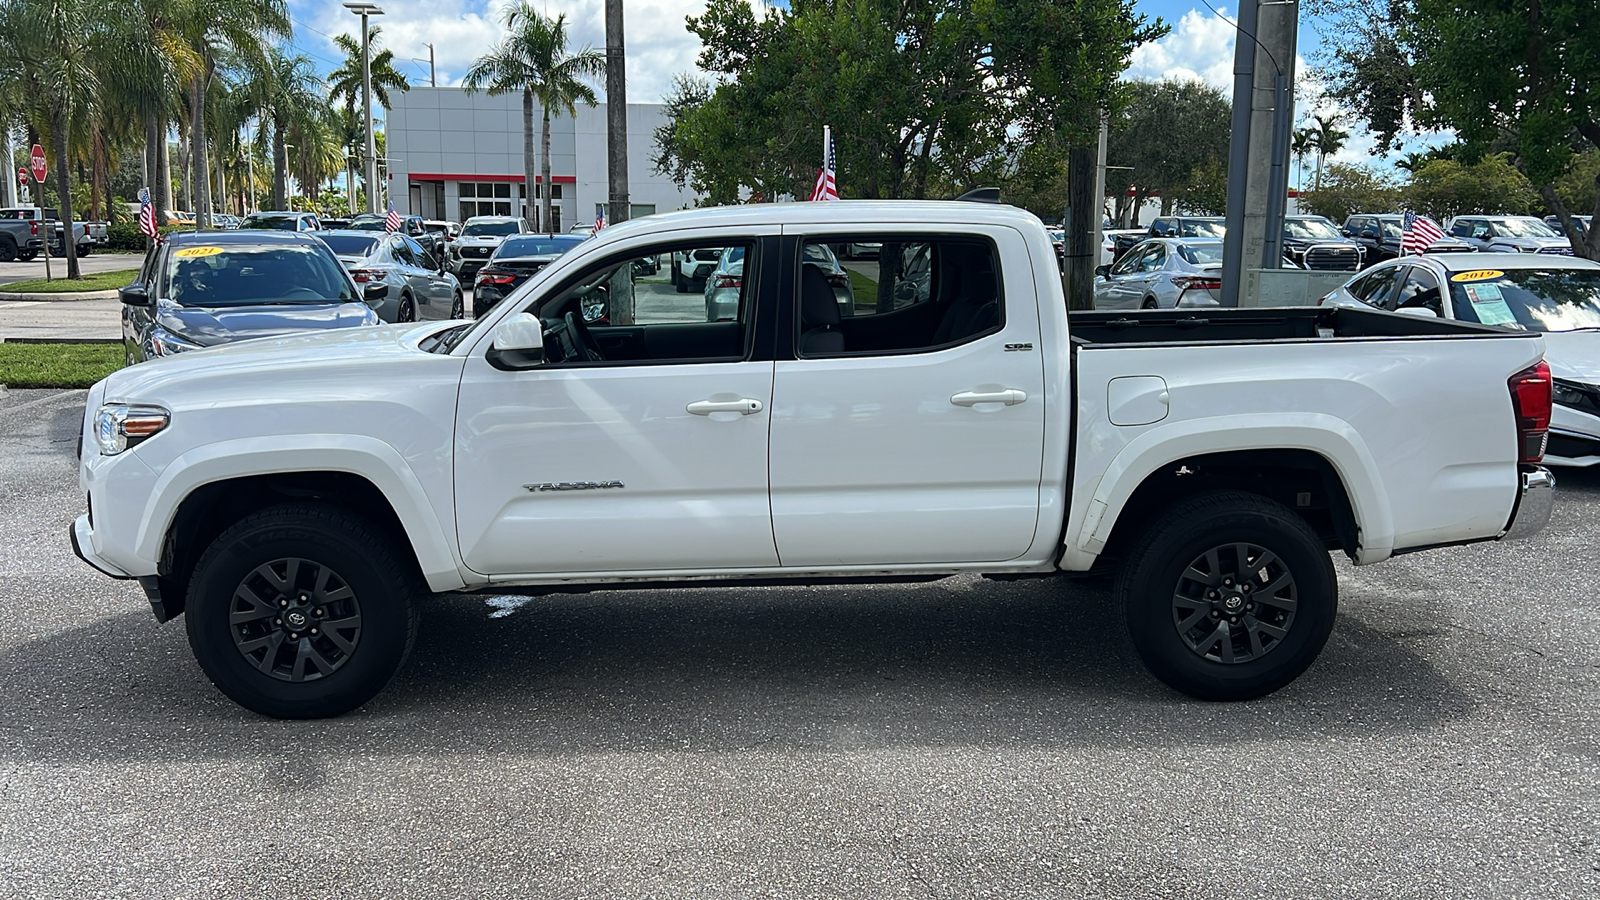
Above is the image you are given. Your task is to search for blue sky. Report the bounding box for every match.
[278,0,1437,175]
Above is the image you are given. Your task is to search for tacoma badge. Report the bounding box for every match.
[523,481,626,492]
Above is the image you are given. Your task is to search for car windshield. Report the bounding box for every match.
[1448,268,1600,332]
[1379,220,1403,238]
[423,222,452,234]
[240,215,299,231]
[317,234,380,257]
[464,221,520,237]
[347,218,388,231]
[1179,220,1226,238]
[163,243,358,307]
[1490,218,1558,238]
[495,235,584,258]
[1284,218,1342,240]
[1177,241,1225,265]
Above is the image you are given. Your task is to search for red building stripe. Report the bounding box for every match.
[407,173,577,184]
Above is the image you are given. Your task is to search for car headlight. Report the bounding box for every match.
[145,327,203,358]
[94,404,170,455]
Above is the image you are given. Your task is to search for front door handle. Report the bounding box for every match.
[687,398,764,416]
[951,389,1027,407]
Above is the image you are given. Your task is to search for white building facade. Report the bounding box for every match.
[385,87,696,231]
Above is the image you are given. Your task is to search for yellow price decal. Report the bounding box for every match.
[1451,269,1504,283]
[173,246,224,258]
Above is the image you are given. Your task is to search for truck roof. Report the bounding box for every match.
[595,200,1044,240]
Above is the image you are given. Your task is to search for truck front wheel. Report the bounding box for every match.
[1117,491,1336,701]
[184,504,420,718]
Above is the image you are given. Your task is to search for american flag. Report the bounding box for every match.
[384,200,401,232]
[809,126,839,202]
[137,187,157,238]
[1401,211,1445,255]
[594,208,605,232]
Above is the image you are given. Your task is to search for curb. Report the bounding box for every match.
[0,289,119,301]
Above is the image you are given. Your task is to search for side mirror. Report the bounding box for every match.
[119,284,151,307]
[486,312,546,370]
[1396,306,1439,319]
[363,282,388,303]
[1094,265,1111,279]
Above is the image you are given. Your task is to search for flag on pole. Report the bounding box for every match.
[384,199,401,232]
[1401,211,1445,255]
[595,208,605,232]
[809,126,839,201]
[137,187,158,239]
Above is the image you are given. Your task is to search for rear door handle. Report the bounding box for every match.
[951,389,1027,407]
[687,398,764,416]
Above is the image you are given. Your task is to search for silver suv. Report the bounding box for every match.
[1447,215,1571,255]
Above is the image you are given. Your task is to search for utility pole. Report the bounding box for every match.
[2,124,15,208]
[428,44,435,87]
[604,0,628,228]
[344,2,385,215]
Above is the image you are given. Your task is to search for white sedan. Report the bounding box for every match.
[1320,252,1600,466]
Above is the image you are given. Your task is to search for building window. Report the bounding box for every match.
[459,181,513,219]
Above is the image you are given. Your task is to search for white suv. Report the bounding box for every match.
[450,216,529,279]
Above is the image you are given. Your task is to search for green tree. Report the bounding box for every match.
[1298,161,1400,222]
[1304,113,1350,191]
[248,48,323,209]
[1313,0,1600,258]
[327,26,410,206]
[1172,158,1229,216]
[1105,79,1231,217]
[1401,154,1540,221]
[464,6,604,233]
[1291,127,1316,192]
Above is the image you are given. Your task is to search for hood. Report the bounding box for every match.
[456,234,507,247]
[1497,237,1569,251]
[1538,331,1600,383]
[155,298,380,347]
[105,321,458,399]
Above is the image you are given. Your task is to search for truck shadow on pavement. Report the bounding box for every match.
[0,574,1474,763]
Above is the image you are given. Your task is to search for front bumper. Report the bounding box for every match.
[70,513,132,579]
[1499,467,1555,541]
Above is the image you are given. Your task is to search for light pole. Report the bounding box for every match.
[344,1,384,215]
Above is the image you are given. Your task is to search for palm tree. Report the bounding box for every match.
[1291,127,1315,193]
[249,48,323,209]
[176,0,290,229]
[1308,113,1349,192]
[327,27,409,214]
[1396,150,1432,175]
[464,6,604,233]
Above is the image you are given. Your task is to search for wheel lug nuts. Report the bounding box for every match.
[274,617,282,625]
[310,628,318,635]
[313,608,324,617]
[279,599,288,607]
[1246,602,1255,610]
[1242,584,1251,592]
[299,594,308,602]
[1210,610,1220,618]
[1229,616,1239,623]
[289,632,300,640]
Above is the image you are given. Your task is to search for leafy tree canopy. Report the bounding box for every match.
[1400,153,1540,220]
[1297,161,1400,222]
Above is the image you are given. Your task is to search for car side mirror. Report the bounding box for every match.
[486,312,546,370]
[1396,306,1439,319]
[362,282,387,303]
[119,284,152,307]
[1095,265,1111,279]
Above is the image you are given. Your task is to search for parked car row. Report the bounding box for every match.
[0,206,108,260]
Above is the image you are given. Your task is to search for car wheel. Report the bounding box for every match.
[1142,297,1159,309]
[183,503,421,718]
[675,270,688,293]
[0,239,16,263]
[77,244,91,257]
[450,291,464,319]
[1117,490,1336,701]
[398,294,415,323]
[17,250,37,262]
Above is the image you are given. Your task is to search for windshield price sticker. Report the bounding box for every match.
[174,246,224,258]
[1463,283,1520,327]
[1451,269,1504,283]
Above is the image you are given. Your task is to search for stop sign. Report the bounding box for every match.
[15,168,25,186]
[29,144,46,182]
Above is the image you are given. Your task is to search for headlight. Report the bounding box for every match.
[145,327,203,357]
[94,404,169,455]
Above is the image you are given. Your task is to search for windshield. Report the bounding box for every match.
[1177,241,1225,265]
[464,221,520,237]
[1284,218,1342,240]
[423,222,452,234]
[1379,219,1403,238]
[1491,218,1558,238]
[495,235,584,258]
[347,218,388,232]
[241,215,299,231]
[1448,268,1600,332]
[163,243,358,307]
[1179,220,1226,238]
[318,234,380,257]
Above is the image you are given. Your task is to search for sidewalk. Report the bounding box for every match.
[0,294,121,342]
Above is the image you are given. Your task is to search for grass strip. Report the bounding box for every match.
[2,268,140,294]
[0,342,123,388]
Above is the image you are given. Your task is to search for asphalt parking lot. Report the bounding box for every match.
[2,386,1596,898]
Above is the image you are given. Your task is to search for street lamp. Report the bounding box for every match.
[343,1,384,215]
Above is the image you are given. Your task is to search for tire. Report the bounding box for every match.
[1142,298,1159,309]
[17,250,37,262]
[77,244,91,257]
[0,239,15,262]
[675,269,688,293]
[450,291,464,319]
[1116,490,1336,701]
[184,503,421,719]
[398,293,415,323]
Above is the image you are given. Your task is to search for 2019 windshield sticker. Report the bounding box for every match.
[523,481,625,492]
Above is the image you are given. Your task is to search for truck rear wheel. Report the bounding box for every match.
[1117,491,1336,701]
[184,504,420,718]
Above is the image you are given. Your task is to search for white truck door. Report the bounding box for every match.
[453,233,780,576]
[768,229,1047,566]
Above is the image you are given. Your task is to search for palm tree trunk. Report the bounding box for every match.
[522,88,537,228]
[154,115,171,228]
[90,130,104,221]
[193,62,213,229]
[540,106,553,234]
[51,110,81,280]
[271,117,287,209]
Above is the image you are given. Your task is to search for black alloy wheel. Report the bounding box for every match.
[1118,490,1336,701]
[0,239,15,262]
[226,557,364,683]
[398,294,415,323]
[450,291,464,319]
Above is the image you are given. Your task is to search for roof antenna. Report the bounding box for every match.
[956,187,1002,204]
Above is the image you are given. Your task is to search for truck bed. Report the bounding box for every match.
[1069,306,1514,346]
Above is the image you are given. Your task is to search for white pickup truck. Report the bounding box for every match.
[72,201,1556,718]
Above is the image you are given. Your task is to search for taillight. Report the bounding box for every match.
[348,268,386,283]
[710,274,742,290]
[476,270,517,285]
[1173,275,1222,292]
[30,221,38,236]
[1508,360,1552,463]
[827,274,848,289]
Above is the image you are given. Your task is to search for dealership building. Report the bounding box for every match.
[384,87,697,231]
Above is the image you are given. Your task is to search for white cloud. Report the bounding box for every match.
[289,0,718,106]
[1126,8,1237,91]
